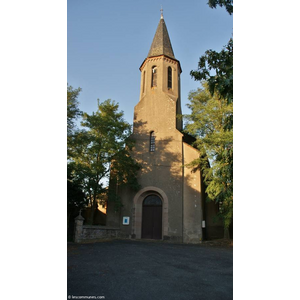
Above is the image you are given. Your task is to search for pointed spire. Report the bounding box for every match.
[147,12,175,59]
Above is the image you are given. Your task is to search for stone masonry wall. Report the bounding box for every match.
[74,213,120,243]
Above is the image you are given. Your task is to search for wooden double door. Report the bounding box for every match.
[141,195,162,240]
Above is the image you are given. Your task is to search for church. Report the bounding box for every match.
[106,12,223,243]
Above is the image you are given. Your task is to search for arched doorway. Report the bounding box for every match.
[141,195,162,239]
[133,186,168,239]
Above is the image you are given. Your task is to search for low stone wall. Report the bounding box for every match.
[80,225,120,242]
[73,212,120,243]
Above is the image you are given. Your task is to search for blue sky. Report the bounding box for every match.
[68,0,232,125]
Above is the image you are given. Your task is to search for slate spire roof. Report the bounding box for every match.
[147,14,175,59]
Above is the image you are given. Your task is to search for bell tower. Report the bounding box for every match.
[135,12,182,134]
[107,12,204,244]
[130,13,191,242]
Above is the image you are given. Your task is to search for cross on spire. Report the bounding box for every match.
[147,7,175,59]
[160,6,164,19]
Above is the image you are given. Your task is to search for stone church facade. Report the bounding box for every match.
[106,14,222,243]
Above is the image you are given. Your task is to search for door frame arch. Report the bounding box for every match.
[133,186,169,239]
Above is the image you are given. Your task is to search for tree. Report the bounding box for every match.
[187,1,233,238]
[207,0,233,15]
[184,83,233,237]
[68,84,83,161]
[67,84,82,136]
[67,84,86,231]
[190,38,233,105]
[67,164,88,229]
[68,99,140,224]
[191,0,233,105]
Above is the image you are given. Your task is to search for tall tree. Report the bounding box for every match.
[187,1,233,238]
[67,85,87,234]
[68,99,140,224]
[184,83,233,236]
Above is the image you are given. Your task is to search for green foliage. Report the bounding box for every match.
[67,84,86,218]
[106,189,123,212]
[108,146,141,212]
[184,83,233,229]
[67,164,88,212]
[189,1,233,234]
[190,38,233,105]
[207,0,233,15]
[68,98,140,221]
[67,84,82,135]
[111,147,141,191]
[67,84,83,160]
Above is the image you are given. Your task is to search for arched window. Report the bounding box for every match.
[168,66,172,89]
[150,131,155,152]
[151,66,157,87]
[142,71,146,94]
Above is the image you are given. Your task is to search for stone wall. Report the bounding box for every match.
[81,226,119,241]
[74,212,120,243]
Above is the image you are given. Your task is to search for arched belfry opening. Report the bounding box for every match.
[151,66,157,87]
[141,195,162,239]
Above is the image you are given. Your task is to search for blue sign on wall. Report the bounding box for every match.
[123,216,130,225]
